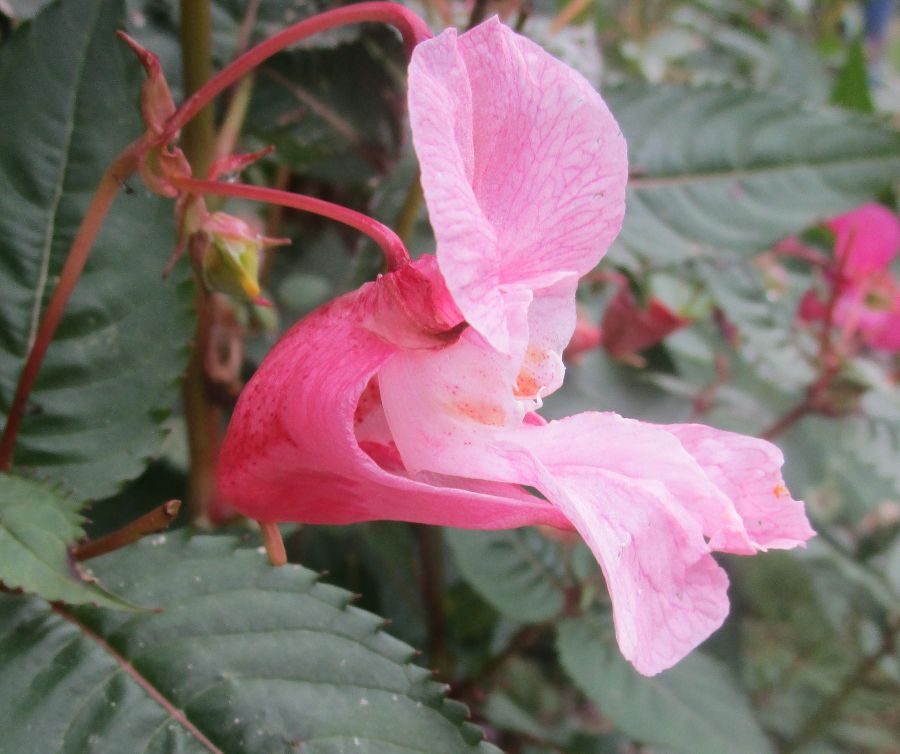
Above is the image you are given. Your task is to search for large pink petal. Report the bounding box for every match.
[502,419,732,674]
[218,259,567,530]
[378,355,733,672]
[828,204,900,278]
[665,424,815,550]
[544,467,729,675]
[513,414,759,554]
[408,17,627,351]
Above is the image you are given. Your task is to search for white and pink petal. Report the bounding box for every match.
[409,18,627,351]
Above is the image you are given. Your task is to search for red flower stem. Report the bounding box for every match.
[72,499,182,561]
[760,399,813,441]
[0,142,143,470]
[162,2,432,143]
[172,176,411,271]
[259,521,287,566]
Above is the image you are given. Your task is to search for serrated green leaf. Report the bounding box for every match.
[0,473,133,609]
[0,0,192,502]
[609,84,900,265]
[557,615,774,754]
[445,528,567,623]
[0,530,498,754]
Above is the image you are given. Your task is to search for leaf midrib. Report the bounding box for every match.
[628,150,900,189]
[53,604,224,754]
[25,0,103,352]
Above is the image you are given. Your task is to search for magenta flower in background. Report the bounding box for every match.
[219,19,814,676]
[798,203,900,353]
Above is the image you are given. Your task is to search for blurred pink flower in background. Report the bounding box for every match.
[563,282,690,365]
[601,282,690,363]
[798,203,900,353]
[219,19,814,676]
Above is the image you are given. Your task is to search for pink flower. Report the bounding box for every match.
[219,19,814,676]
[601,282,690,363]
[799,204,900,352]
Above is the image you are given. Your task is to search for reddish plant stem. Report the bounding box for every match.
[52,604,225,753]
[210,1,261,169]
[761,230,856,442]
[172,176,411,271]
[259,521,287,566]
[162,2,432,143]
[0,142,143,470]
[72,500,182,561]
[234,0,262,56]
[761,400,814,441]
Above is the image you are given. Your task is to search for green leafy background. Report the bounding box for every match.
[0,0,193,503]
[1,0,899,752]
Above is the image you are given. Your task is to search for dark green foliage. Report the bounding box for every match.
[0,0,193,502]
[0,473,132,608]
[0,531,498,754]
[609,84,900,264]
[557,616,774,754]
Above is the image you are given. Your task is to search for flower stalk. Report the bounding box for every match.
[171,176,411,271]
[72,500,182,561]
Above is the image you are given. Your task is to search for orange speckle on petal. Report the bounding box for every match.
[448,399,508,426]
[773,484,788,499]
[514,370,542,398]
[513,345,559,399]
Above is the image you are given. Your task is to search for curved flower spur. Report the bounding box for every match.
[219,18,814,676]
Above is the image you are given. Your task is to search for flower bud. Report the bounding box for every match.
[191,213,288,302]
[117,32,176,137]
[602,282,690,362]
